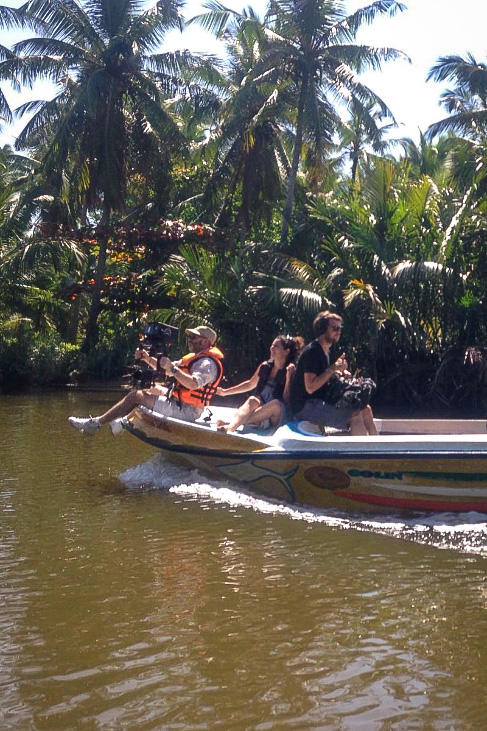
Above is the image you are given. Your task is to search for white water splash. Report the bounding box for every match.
[119,453,197,490]
[358,514,487,554]
[119,453,350,525]
[119,455,487,554]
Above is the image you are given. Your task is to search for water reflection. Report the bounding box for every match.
[153,459,487,556]
[1,390,487,729]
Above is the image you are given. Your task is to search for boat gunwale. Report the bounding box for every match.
[123,421,487,461]
[132,406,487,443]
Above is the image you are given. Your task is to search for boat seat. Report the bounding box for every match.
[296,420,348,437]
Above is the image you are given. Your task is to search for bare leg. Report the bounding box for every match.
[362,405,378,435]
[222,398,283,433]
[222,396,261,432]
[98,389,158,426]
[349,405,378,436]
[349,410,368,435]
[244,399,283,428]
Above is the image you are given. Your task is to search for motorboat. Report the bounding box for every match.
[123,405,487,513]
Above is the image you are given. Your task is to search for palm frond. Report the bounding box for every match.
[13,36,90,62]
[0,4,33,30]
[334,0,406,41]
[391,260,449,284]
[15,89,76,151]
[426,53,487,95]
[4,54,69,88]
[129,84,184,147]
[343,278,383,310]
[149,49,222,80]
[426,110,487,140]
[1,235,85,275]
[270,285,324,312]
[129,5,182,50]
[0,85,12,123]
[22,0,104,50]
[188,0,243,37]
[324,43,407,75]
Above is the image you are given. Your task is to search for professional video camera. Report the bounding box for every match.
[126,322,179,389]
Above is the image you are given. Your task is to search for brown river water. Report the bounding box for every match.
[2,388,487,730]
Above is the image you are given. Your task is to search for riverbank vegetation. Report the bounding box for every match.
[0,0,486,414]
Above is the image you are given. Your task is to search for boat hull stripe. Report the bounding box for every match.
[335,490,487,512]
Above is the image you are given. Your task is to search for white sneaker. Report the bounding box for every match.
[68,416,101,434]
[110,418,124,436]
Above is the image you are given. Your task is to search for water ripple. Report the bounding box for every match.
[120,454,487,555]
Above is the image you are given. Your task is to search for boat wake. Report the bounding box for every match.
[119,454,487,555]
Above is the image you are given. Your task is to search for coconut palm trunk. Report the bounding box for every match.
[280,70,308,245]
[83,204,111,349]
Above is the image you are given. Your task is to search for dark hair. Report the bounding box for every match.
[313,311,342,336]
[294,335,305,356]
[274,335,298,366]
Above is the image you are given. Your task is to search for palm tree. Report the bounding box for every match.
[399,130,455,182]
[426,53,487,141]
[189,6,292,243]
[0,0,217,348]
[260,0,408,244]
[337,100,397,192]
[190,0,407,245]
[257,155,471,386]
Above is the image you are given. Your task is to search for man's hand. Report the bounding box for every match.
[333,353,348,374]
[135,348,148,361]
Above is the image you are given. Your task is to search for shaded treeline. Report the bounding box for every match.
[0,0,487,413]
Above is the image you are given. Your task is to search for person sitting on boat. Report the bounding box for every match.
[290,311,378,436]
[68,325,224,434]
[215,335,298,433]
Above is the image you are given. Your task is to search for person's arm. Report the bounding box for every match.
[217,364,261,397]
[135,348,158,370]
[137,350,181,374]
[282,363,296,405]
[157,355,198,390]
[304,353,348,395]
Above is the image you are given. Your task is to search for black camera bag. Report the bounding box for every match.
[325,375,376,410]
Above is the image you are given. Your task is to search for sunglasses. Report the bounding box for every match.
[330,325,343,332]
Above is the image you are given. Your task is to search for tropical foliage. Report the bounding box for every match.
[0,0,487,413]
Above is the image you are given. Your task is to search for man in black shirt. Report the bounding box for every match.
[290,311,377,435]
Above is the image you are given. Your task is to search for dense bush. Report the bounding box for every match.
[0,327,78,386]
[0,314,138,387]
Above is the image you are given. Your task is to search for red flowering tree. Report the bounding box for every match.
[36,219,221,341]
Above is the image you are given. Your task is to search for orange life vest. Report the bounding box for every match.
[171,346,224,408]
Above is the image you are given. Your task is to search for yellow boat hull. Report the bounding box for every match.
[125,408,487,513]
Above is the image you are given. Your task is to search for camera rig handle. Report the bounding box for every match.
[128,321,180,390]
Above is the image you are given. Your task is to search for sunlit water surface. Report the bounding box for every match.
[1,389,487,730]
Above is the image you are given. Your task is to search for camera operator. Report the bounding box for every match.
[68,325,224,435]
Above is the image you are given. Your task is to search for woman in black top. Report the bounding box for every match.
[216,335,298,432]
